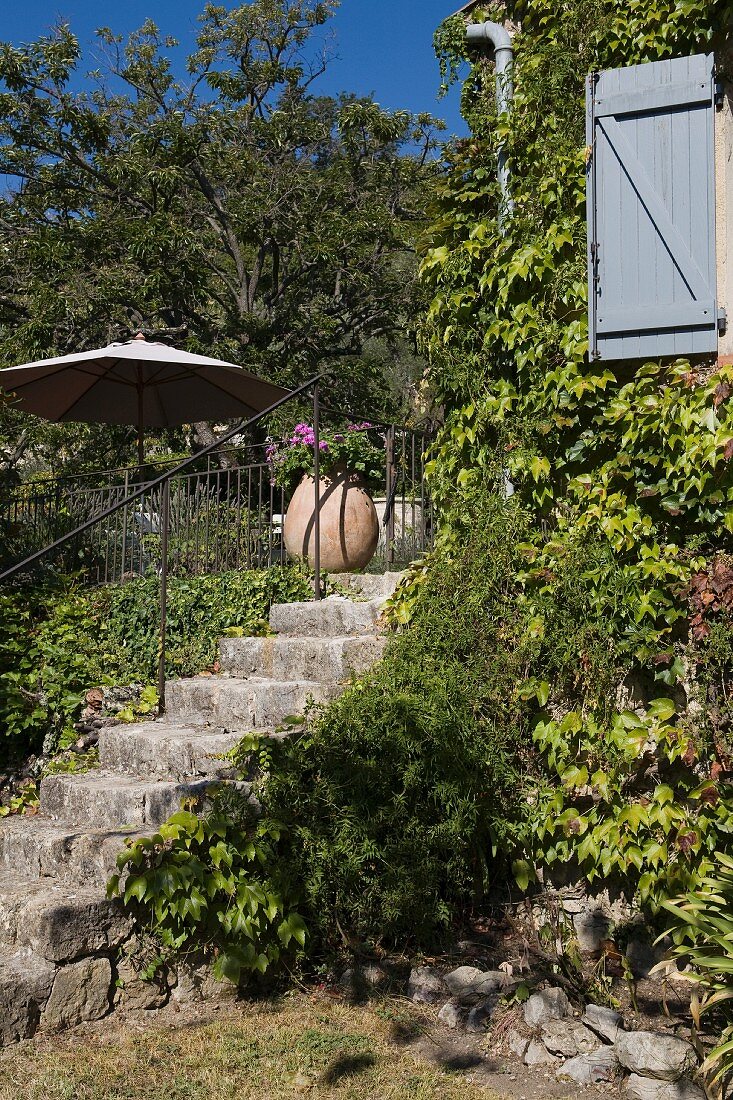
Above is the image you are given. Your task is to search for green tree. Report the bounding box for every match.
[0,0,441,475]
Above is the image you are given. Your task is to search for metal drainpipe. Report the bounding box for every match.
[466,20,514,224]
[467,21,516,501]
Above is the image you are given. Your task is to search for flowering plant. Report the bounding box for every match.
[266,422,385,491]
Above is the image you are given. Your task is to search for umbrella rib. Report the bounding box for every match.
[137,363,264,413]
[2,362,109,393]
[172,369,262,409]
[153,381,168,428]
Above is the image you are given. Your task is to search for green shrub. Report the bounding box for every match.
[418,0,733,959]
[92,566,312,684]
[108,790,306,986]
[0,586,97,763]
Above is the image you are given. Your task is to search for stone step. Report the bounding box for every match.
[165,676,338,729]
[0,948,114,1045]
[99,720,243,778]
[0,949,56,1046]
[218,633,387,681]
[0,873,130,963]
[328,571,404,601]
[0,815,141,890]
[270,595,385,638]
[39,771,243,830]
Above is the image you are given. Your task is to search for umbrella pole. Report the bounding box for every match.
[137,371,145,470]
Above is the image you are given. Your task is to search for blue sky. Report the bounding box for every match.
[1,1,468,135]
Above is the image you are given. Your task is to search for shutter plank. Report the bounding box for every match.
[597,301,716,332]
[595,79,711,118]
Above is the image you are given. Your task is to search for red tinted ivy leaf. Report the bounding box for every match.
[714,382,732,408]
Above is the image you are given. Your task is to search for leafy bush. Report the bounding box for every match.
[0,566,311,767]
[0,587,98,762]
[523,699,733,907]
[108,791,306,986]
[92,566,312,684]
[420,0,733,919]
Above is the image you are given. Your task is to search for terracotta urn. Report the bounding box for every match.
[283,465,379,573]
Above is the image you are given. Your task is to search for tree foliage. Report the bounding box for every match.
[0,0,441,474]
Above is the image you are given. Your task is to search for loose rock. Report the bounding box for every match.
[508,1030,529,1059]
[559,1047,619,1085]
[172,955,236,1006]
[573,909,612,953]
[541,1019,600,1057]
[443,965,505,1003]
[582,1002,624,1044]
[41,957,111,1032]
[339,965,387,992]
[524,1038,557,1066]
[523,987,570,1028]
[437,1000,464,1029]
[615,1031,698,1082]
[408,966,446,1005]
[116,946,169,1012]
[466,998,496,1033]
[624,1074,706,1100]
[625,937,664,979]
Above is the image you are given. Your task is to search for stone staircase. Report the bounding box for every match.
[0,571,401,1046]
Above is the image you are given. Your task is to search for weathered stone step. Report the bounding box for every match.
[0,873,129,963]
[165,676,338,729]
[329,571,404,601]
[0,948,114,1047]
[40,771,244,830]
[0,950,56,1045]
[270,596,385,638]
[99,720,243,778]
[218,634,387,681]
[0,815,140,889]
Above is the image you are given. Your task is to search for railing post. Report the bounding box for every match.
[158,479,170,715]
[386,425,396,567]
[312,382,321,600]
[119,469,130,582]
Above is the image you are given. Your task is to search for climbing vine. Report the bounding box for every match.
[421,0,733,902]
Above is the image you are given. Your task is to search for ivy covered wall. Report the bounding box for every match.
[419,0,733,904]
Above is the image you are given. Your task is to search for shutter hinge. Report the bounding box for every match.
[718,307,727,336]
[715,80,725,110]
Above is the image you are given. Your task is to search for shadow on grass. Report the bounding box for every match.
[321,1052,378,1084]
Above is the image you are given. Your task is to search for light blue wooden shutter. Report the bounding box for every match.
[587,53,719,361]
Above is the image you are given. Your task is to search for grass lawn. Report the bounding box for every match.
[0,993,510,1100]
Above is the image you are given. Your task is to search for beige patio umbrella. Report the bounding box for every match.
[0,334,289,465]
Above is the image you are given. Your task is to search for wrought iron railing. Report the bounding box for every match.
[0,428,432,582]
[0,375,433,708]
